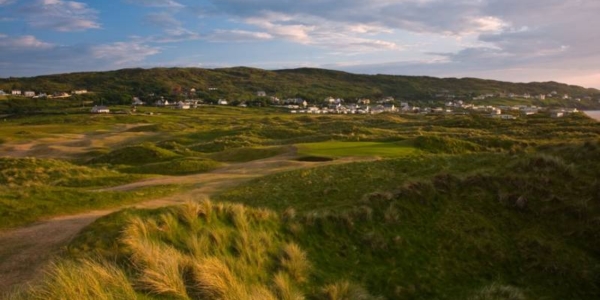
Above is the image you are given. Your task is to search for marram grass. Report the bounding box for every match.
[9,200,378,300]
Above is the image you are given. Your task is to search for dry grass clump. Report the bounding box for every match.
[25,259,137,300]
[272,272,305,300]
[469,283,527,300]
[320,280,383,300]
[10,200,319,299]
[280,242,311,283]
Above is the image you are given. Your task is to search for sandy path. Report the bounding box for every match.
[0,149,372,294]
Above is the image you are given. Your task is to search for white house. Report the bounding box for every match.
[176,101,190,109]
[217,99,228,105]
[72,90,88,95]
[12,90,21,95]
[91,105,110,114]
[257,91,267,97]
[0,90,5,96]
[24,91,35,97]
[132,97,145,105]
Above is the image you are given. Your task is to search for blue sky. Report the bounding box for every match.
[1,0,599,88]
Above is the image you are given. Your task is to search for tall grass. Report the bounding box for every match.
[13,259,137,300]
[13,200,335,299]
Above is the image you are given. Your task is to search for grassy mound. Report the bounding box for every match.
[12,201,380,300]
[297,141,418,158]
[209,146,287,162]
[414,135,483,154]
[0,157,129,187]
[89,143,179,165]
[120,157,222,175]
[296,156,335,162]
[214,147,600,299]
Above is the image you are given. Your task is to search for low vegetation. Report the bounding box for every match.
[297,141,419,158]
[0,157,183,228]
[10,200,380,300]
[1,106,600,299]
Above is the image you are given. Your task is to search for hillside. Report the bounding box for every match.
[1,67,598,105]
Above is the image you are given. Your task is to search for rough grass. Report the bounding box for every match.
[9,139,600,299]
[209,146,287,162]
[296,141,419,158]
[413,135,483,154]
[13,200,379,299]
[120,157,222,175]
[0,185,184,229]
[215,145,600,299]
[89,143,179,165]
[0,157,185,228]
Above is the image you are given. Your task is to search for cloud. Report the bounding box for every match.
[19,0,100,31]
[91,41,161,65]
[0,35,54,50]
[239,11,402,52]
[207,30,273,43]
[126,0,183,8]
[0,34,161,77]
[141,12,200,43]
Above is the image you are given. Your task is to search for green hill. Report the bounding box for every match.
[1,67,598,107]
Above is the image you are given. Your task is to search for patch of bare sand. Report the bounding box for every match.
[0,125,161,160]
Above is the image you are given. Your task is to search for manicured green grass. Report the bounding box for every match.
[296,141,419,158]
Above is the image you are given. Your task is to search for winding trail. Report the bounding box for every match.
[0,148,372,294]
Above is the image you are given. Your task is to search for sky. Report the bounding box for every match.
[0,0,599,88]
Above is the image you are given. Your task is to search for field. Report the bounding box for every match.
[1,106,600,299]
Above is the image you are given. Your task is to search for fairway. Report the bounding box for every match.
[296,141,418,158]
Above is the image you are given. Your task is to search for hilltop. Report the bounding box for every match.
[1,67,598,106]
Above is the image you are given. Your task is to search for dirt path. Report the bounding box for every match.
[0,149,373,294]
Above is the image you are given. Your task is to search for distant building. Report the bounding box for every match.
[155,99,169,106]
[217,99,228,105]
[0,90,5,96]
[24,91,35,97]
[551,112,564,118]
[257,91,267,97]
[176,101,190,110]
[91,105,110,114]
[11,90,21,95]
[52,92,70,98]
[132,97,145,105]
[72,90,88,95]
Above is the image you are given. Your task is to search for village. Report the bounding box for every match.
[0,87,587,119]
